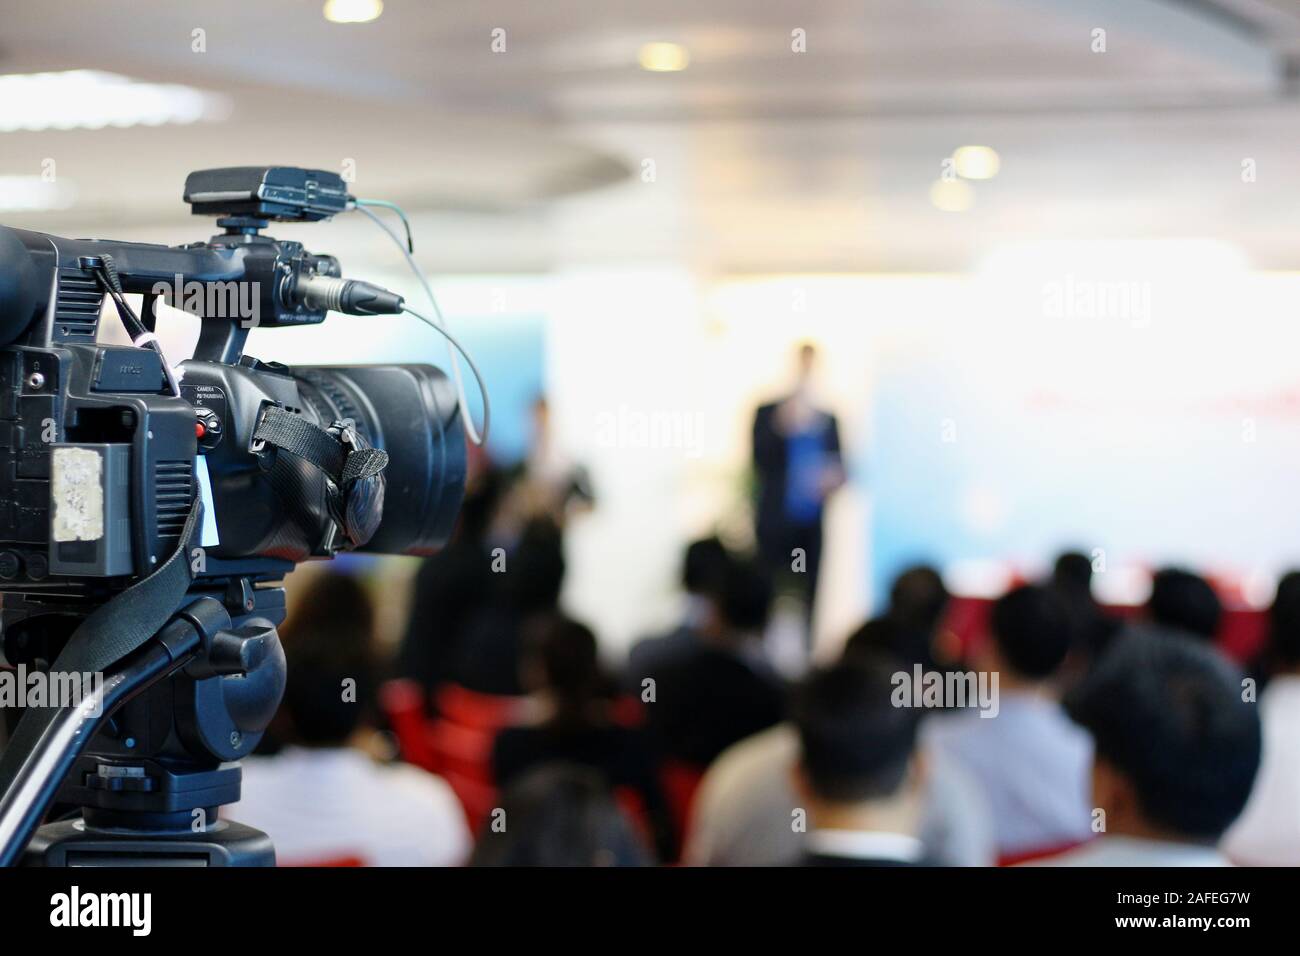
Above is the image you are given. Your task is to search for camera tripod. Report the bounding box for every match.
[0,504,289,866]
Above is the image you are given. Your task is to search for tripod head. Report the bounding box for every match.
[0,580,288,866]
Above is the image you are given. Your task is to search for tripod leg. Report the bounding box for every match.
[0,623,200,866]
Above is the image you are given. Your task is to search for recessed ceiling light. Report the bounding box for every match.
[0,71,228,132]
[638,42,690,72]
[323,0,383,24]
[930,178,974,212]
[953,145,1000,180]
[0,176,77,212]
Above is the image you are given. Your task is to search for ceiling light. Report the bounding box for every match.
[0,176,77,212]
[323,0,383,24]
[952,145,1000,180]
[0,71,227,132]
[638,42,690,72]
[930,179,973,213]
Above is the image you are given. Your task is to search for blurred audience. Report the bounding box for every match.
[450,516,567,695]
[793,656,928,866]
[685,574,996,867]
[925,584,1093,861]
[492,615,673,860]
[396,466,506,698]
[470,764,650,867]
[626,536,730,683]
[1042,629,1261,866]
[1049,550,1121,681]
[1147,566,1222,642]
[1224,572,1300,864]
[232,572,470,867]
[844,564,953,673]
[286,497,1287,869]
[646,556,786,767]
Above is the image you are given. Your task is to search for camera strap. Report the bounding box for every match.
[252,406,389,485]
[0,496,205,802]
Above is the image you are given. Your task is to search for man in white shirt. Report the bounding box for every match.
[1040,629,1260,867]
[227,571,470,867]
[233,745,470,867]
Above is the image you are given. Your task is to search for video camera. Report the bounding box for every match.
[0,167,468,865]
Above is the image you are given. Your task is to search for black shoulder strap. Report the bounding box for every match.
[0,497,204,798]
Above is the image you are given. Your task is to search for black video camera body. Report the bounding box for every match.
[0,166,466,640]
[0,167,469,865]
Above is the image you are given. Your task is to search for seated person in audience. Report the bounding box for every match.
[924,584,1094,861]
[1049,550,1122,683]
[794,656,929,866]
[1042,629,1261,866]
[647,556,786,767]
[395,465,505,700]
[451,516,566,695]
[1146,566,1222,642]
[230,572,470,867]
[845,564,955,673]
[493,615,673,860]
[470,764,651,867]
[685,618,994,866]
[626,536,730,687]
[1224,571,1300,864]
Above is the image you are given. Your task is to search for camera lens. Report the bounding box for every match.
[290,364,467,555]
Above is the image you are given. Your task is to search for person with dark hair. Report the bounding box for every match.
[793,657,928,866]
[924,584,1093,860]
[752,343,845,637]
[625,536,731,686]
[1147,567,1222,642]
[685,568,995,868]
[1045,629,1261,866]
[451,516,567,695]
[647,557,786,768]
[889,564,950,639]
[395,465,505,699]
[844,564,952,674]
[1049,550,1121,678]
[492,615,673,860]
[230,572,470,866]
[470,764,650,867]
[1224,571,1300,864]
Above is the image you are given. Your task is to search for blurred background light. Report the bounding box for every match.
[323,0,383,24]
[638,42,690,72]
[0,71,226,131]
[952,145,1000,180]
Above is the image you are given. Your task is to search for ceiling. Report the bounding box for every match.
[4,0,1300,271]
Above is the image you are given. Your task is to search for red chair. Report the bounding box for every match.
[379,679,438,772]
[435,683,527,728]
[379,679,527,832]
